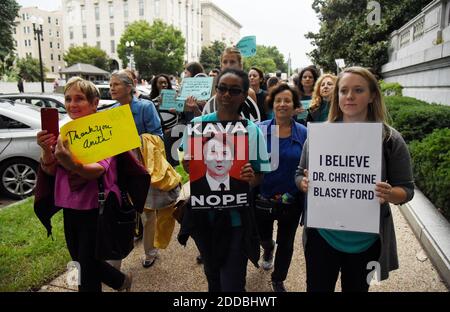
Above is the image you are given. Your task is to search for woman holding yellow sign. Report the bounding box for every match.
[296,67,414,292]
[36,77,133,292]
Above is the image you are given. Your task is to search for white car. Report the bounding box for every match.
[0,101,43,199]
[95,84,116,110]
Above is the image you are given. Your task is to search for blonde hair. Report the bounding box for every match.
[64,76,100,103]
[221,47,243,69]
[310,73,337,112]
[329,67,387,122]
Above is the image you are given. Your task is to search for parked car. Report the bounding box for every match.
[0,93,66,113]
[0,100,45,199]
[95,84,117,110]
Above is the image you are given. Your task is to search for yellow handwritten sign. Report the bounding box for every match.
[60,105,140,164]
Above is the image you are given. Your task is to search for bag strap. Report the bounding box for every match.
[97,177,106,215]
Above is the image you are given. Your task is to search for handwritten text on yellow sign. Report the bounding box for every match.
[60,104,140,164]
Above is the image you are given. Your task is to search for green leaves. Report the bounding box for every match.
[15,55,48,82]
[118,20,185,78]
[243,45,287,74]
[307,0,430,74]
[200,41,226,73]
[0,0,20,63]
[63,46,110,71]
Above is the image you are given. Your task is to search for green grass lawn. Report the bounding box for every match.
[0,197,70,291]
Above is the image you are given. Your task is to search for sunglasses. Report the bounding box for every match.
[215,85,244,96]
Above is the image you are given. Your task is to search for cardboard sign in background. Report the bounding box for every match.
[160,89,185,112]
[60,105,141,164]
[236,36,257,57]
[306,122,382,234]
[297,100,311,120]
[178,77,214,101]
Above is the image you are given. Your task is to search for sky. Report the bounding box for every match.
[17,0,320,70]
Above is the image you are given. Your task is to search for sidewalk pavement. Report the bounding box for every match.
[40,200,448,292]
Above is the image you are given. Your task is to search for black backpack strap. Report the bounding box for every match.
[97,177,106,215]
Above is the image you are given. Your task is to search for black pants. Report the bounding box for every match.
[63,208,125,292]
[192,227,247,292]
[304,228,381,292]
[255,205,302,282]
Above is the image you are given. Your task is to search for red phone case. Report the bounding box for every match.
[40,108,59,138]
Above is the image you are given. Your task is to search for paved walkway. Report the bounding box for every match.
[40,204,448,292]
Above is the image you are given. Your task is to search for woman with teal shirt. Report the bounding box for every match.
[306,74,337,123]
[296,67,414,292]
[178,68,270,292]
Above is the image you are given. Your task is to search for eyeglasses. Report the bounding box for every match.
[215,85,244,96]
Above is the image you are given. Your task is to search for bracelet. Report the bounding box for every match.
[41,157,57,166]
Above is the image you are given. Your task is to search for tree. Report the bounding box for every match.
[200,41,226,72]
[0,0,19,64]
[64,46,110,71]
[243,45,288,74]
[15,55,48,82]
[118,20,185,78]
[306,0,430,74]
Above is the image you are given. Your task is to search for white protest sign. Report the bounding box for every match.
[307,122,382,234]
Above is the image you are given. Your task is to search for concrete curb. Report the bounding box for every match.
[399,187,450,287]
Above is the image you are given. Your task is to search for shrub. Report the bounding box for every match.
[380,81,403,96]
[385,99,450,142]
[409,129,450,220]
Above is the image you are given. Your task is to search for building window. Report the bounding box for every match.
[58,55,61,61]
[96,24,100,37]
[69,27,74,40]
[51,66,55,72]
[110,23,115,36]
[22,14,26,21]
[51,54,54,61]
[81,6,86,23]
[82,26,87,39]
[124,1,129,18]
[56,31,59,38]
[95,5,100,20]
[23,26,27,34]
[109,3,114,18]
[48,16,51,23]
[155,0,160,16]
[56,18,59,25]
[50,42,53,48]
[124,21,129,28]
[24,40,27,47]
[57,42,60,49]
[28,39,32,46]
[139,0,144,16]
[49,29,52,36]
[111,40,115,53]
[96,41,101,49]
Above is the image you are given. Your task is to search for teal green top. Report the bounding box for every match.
[318,229,379,253]
[181,112,271,226]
